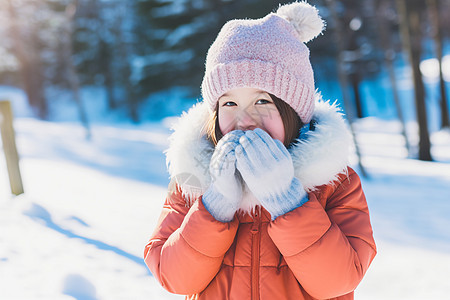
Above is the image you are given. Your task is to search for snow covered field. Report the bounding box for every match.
[1,92,450,299]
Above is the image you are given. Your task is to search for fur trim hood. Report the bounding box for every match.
[165,93,353,209]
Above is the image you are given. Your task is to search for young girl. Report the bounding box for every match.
[144,2,376,299]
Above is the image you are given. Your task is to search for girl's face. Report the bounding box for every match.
[218,87,285,143]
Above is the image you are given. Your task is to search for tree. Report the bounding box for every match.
[324,0,381,119]
[63,1,91,138]
[72,0,138,120]
[134,0,275,98]
[376,0,411,154]
[325,0,368,177]
[5,0,48,119]
[427,0,449,129]
[397,0,432,161]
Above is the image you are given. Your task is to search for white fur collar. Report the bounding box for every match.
[165,93,353,211]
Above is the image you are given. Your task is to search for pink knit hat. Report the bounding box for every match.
[201,1,325,124]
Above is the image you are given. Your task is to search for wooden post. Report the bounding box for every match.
[0,100,24,195]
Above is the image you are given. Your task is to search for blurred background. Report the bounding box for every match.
[0,0,449,139]
[1,0,450,299]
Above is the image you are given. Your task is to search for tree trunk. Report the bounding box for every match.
[397,0,432,161]
[6,0,47,119]
[93,0,117,110]
[325,0,368,178]
[376,0,411,154]
[64,1,91,139]
[350,72,364,118]
[427,0,449,128]
[118,1,139,123]
[99,38,117,110]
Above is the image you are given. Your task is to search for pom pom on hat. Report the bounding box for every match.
[276,1,325,43]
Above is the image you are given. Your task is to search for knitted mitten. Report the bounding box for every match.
[235,128,308,220]
[203,130,244,222]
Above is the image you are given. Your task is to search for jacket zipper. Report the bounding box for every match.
[250,211,261,300]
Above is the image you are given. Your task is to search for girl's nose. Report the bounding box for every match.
[236,107,258,131]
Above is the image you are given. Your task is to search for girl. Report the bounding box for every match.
[144,2,376,299]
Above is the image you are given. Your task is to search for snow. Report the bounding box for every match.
[1,86,450,299]
[352,121,450,299]
[0,128,179,299]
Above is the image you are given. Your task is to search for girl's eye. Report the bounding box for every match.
[256,99,271,105]
[223,101,237,107]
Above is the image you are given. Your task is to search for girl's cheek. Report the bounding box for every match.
[218,111,236,135]
[263,114,285,143]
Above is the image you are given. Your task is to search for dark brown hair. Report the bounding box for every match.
[271,94,303,147]
[206,94,303,148]
[205,102,223,146]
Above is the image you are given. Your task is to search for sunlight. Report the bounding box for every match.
[0,47,19,72]
[420,55,450,82]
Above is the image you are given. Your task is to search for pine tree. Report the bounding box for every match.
[134,0,276,99]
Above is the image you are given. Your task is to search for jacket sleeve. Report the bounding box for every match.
[144,182,239,295]
[267,168,377,299]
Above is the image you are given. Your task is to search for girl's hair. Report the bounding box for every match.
[206,94,303,148]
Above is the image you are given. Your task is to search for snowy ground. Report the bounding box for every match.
[351,120,450,300]
[0,119,181,300]
[1,95,450,299]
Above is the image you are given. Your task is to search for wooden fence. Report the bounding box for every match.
[0,100,24,195]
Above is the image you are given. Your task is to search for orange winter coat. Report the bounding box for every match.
[144,168,376,300]
[144,101,376,299]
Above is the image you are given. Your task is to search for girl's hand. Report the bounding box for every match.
[235,128,308,220]
[202,130,245,222]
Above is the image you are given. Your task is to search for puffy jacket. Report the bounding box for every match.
[144,98,376,299]
[145,168,376,299]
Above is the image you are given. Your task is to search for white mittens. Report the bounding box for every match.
[203,128,308,221]
[235,129,308,220]
[202,130,244,222]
